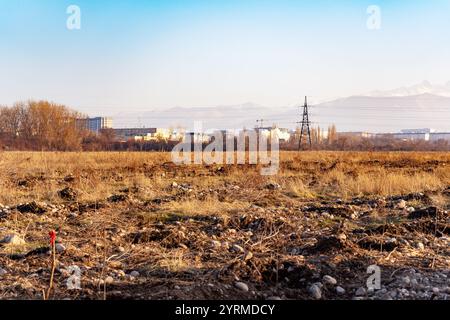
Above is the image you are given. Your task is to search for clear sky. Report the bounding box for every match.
[1,0,450,115]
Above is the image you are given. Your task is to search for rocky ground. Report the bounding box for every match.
[0,153,449,300]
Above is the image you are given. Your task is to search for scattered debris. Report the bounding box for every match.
[58,187,77,201]
[16,201,47,214]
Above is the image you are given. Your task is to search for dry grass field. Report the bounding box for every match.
[0,151,449,300]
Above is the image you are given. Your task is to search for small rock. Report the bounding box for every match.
[68,212,78,218]
[171,182,178,188]
[267,296,282,300]
[105,276,114,284]
[432,287,440,294]
[406,207,415,213]
[355,287,366,296]
[117,246,125,253]
[0,234,26,245]
[396,200,407,209]
[313,282,323,289]
[309,284,322,299]
[387,237,397,244]
[130,271,140,278]
[55,243,66,253]
[417,242,425,250]
[58,187,77,201]
[336,286,346,295]
[322,275,337,286]
[232,244,245,253]
[265,183,281,190]
[16,201,47,214]
[107,194,128,203]
[234,282,249,292]
[0,268,7,277]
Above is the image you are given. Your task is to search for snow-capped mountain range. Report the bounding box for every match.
[365,81,450,98]
[112,81,450,132]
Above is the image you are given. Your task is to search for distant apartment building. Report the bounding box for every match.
[393,129,434,141]
[113,128,180,142]
[182,132,211,144]
[114,128,157,141]
[338,132,375,139]
[255,127,291,142]
[77,117,113,133]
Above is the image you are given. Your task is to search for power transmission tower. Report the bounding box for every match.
[298,96,312,150]
[256,119,264,129]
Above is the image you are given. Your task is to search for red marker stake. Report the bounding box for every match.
[46,230,57,300]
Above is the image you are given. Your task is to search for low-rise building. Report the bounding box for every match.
[393,129,435,141]
[338,132,374,138]
[114,128,157,141]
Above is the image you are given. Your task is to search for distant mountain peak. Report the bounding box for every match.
[365,81,450,97]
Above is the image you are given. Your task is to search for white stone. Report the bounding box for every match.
[309,284,322,299]
[417,242,425,250]
[234,282,249,292]
[336,286,346,294]
[322,275,337,286]
[130,271,140,278]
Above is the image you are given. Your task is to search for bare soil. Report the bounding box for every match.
[0,152,448,300]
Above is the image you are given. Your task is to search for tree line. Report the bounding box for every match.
[1,100,449,152]
[0,101,86,150]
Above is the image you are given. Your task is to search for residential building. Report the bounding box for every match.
[114,128,157,141]
[394,129,435,141]
[77,117,113,133]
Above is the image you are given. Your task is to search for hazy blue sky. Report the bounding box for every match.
[1,0,450,115]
